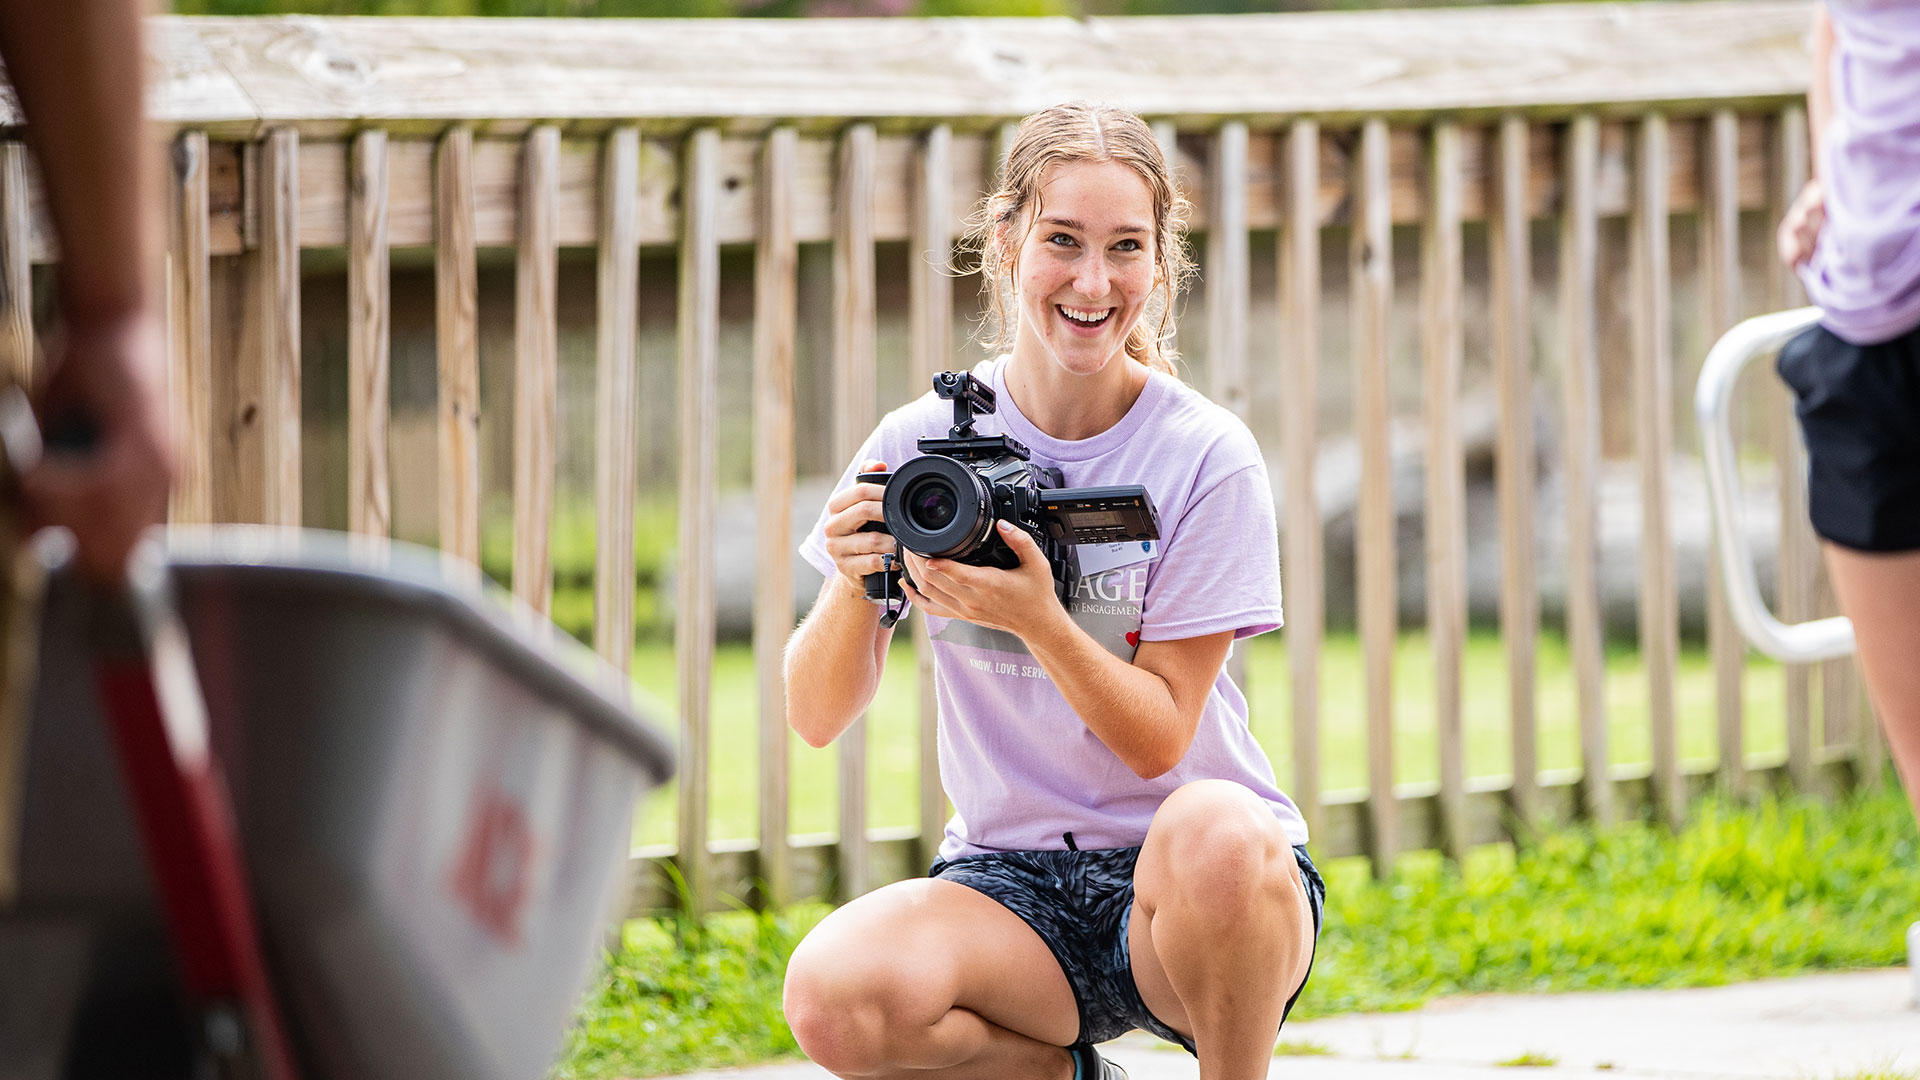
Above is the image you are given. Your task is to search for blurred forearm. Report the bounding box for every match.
[0,0,155,322]
[1809,4,1834,177]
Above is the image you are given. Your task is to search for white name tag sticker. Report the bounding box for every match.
[1076,538,1157,579]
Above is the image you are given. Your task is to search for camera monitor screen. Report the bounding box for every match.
[1040,485,1161,545]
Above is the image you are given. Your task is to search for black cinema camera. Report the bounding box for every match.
[860,371,1161,628]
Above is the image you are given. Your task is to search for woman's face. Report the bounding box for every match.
[1009,159,1159,378]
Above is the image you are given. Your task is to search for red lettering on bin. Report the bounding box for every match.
[448,785,535,947]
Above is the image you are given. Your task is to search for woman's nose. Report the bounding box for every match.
[1073,256,1109,298]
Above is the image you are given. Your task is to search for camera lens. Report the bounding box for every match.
[907,479,957,531]
[883,454,992,558]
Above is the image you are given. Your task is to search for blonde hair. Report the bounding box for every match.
[963,102,1194,377]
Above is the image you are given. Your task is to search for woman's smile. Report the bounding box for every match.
[1057,304,1115,332]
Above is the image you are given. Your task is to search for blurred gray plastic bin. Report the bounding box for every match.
[2,527,676,1080]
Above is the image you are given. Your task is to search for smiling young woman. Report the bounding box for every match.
[781,102,1322,1080]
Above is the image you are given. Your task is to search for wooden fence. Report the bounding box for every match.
[1,2,1884,915]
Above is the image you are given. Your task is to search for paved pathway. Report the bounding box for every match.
[671,970,1919,1080]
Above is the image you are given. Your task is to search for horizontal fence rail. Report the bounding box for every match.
[5,4,1884,916]
[133,5,1808,136]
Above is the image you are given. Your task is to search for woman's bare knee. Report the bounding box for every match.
[1142,780,1292,913]
[782,885,964,1076]
[784,946,892,1076]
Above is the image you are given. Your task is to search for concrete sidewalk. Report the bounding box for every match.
[675,971,1918,1080]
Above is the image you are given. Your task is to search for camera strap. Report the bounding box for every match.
[877,551,905,629]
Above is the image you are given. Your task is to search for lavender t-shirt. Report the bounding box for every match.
[800,357,1307,860]
[1801,0,1920,345]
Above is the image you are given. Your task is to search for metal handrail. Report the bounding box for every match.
[1694,306,1856,663]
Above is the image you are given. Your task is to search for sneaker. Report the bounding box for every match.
[1070,1044,1129,1080]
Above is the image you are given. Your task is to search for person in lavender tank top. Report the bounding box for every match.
[1774,1,1920,823]
[783,104,1322,1080]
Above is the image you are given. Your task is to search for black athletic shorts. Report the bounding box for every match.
[1776,321,1920,553]
[927,841,1326,1054]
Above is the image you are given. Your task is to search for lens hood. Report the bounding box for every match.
[883,455,995,560]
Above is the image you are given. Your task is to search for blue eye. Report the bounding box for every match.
[1048,233,1076,247]
[1114,239,1142,252]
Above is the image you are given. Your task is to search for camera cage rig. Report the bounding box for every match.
[862,369,1161,629]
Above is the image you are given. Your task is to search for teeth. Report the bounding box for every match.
[1059,306,1111,325]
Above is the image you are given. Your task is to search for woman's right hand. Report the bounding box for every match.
[821,460,895,596]
[1777,177,1824,268]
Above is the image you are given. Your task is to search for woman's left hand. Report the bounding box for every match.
[900,520,1064,640]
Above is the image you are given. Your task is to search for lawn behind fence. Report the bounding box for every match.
[625,628,1801,849]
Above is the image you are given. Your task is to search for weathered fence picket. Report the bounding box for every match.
[0,143,28,384]
[754,126,800,910]
[1702,107,1746,798]
[831,121,877,904]
[1631,114,1684,829]
[169,130,212,526]
[1208,121,1250,422]
[1560,112,1613,827]
[1353,117,1396,878]
[434,126,479,567]
[676,126,723,918]
[1490,114,1538,828]
[260,128,302,530]
[514,126,559,611]
[348,129,389,541]
[1422,120,1468,865]
[595,126,642,673]
[0,143,30,387]
[1279,119,1323,842]
[910,124,953,873]
[1770,106,1817,796]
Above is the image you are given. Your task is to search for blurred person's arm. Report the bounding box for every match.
[1808,3,1834,165]
[0,0,173,582]
[1779,4,1834,267]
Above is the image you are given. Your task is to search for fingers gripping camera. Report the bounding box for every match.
[860,371,1161,628]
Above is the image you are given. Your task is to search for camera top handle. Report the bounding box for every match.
[925,371,1033,462]
[934,371,996,439]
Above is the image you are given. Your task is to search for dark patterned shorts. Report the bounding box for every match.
[928,841,1325,1053]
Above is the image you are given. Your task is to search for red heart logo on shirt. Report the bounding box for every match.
[1125,630,1140,648]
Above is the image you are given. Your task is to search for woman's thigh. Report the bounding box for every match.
[784,876,1081,1049]
[1124,779,1313,1040]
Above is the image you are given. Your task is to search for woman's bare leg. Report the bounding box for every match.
[1127,779,1315,1080]
[783,877,1081,1080]
[1823,544,1920,819]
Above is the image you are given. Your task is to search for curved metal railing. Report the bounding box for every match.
[1695,306,1856,663]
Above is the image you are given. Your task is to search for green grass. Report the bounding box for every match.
[1273,1040,1335,1057]
[625,627,1803,849]
[556,784,1920,1079]
[1497,1052,1561,1068]
[557,906,823,1080]
[1299,785,1920,1016]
